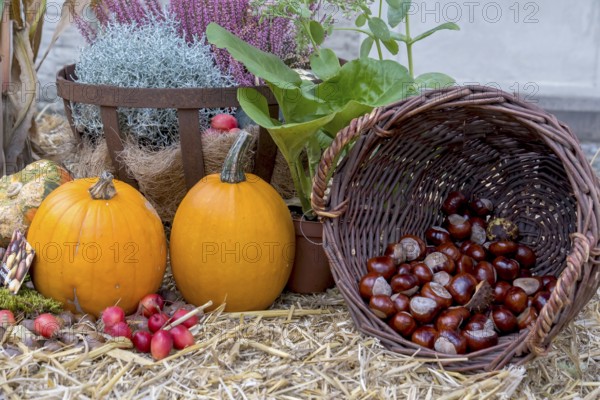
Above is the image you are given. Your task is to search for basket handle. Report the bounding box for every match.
[526,232,590,355]
[311,108,383,219]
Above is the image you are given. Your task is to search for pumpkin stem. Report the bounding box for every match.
[221,130,252,184]
[89,171,117,200]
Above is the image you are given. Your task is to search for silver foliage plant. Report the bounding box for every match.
[71,16,236,149]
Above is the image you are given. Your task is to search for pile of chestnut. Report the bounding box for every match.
[358,191,556,354]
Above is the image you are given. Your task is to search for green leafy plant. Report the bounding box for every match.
[208,0,459,218]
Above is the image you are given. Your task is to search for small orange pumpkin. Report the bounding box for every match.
[27,172,167,316]
[170,131,295,311]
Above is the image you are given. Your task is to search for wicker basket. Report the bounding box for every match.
[311,85,600,372]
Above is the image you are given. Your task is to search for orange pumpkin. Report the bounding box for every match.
[27,172,167,316]
[170,131,295,311]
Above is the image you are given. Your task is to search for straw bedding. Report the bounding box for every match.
[3,115,597,398]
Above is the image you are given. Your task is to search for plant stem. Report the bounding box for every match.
[378,0,383,18]
[334,27,373,37]
[405,13,414,78]
[375,40,383,60]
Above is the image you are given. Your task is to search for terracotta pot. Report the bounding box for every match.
[286,218,334,293]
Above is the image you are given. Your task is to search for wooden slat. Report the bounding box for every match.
[178,108,204,189]
[99,106,137,188]
[253,104,279,182]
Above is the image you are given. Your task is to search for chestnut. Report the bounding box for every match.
[421,282,453,309]
[389,312,417,338]
[464,329,498,352]
[488,241,518,257]
[435,308,465,331]
[436,242,462,262]
[447,273,478,305]
[390,273,419,296]
[411,326,439,349]
[456,255,475,275]
[391,293,410,313]
[504,286,528,314]
[464,313,494,331]
[474,261,497,286]
[359,273,390,299]
[446,214,472,240]
[519,269,533,277]
[512,277,542,296]
[517,307,538,330]
[434,329,467,354]
[399,235,426,261]
[470,223,487,245]
[448,306,471,325]
[486,218,519,241]
[492,256,520,281]
[432,271,452,288]
[468,197,494,217]
[515,244,536,268]
[409,296,441,324]
[384,243,407,265]
[424,252,455,274]
[369,295,396,319]
[411,262,433,285]
[491,306,518,333]
[397,263,413,275]
[493,281,512,304]
[532,291,551,312]
[425,226,451,246]
[541,276,557,292]
[425,246,438,256]
[462,243,487,262]
[366,256,396,280]
[441,191,467,215]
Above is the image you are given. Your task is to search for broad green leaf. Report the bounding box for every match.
[412,22,460,44]
[355,13,367,27]
[386,0,411,27]
[391,31,408,42]
[368,17,390,41]
[415,72,455,89]
[207,23,302,88]
[360,37,374,59]
[309,20,325,46]
[382,38,399,55]
[359,3,372,15]
[309,48,340,81]
[321,100,374,137]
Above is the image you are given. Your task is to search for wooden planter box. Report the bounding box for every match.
[56,64,279,189]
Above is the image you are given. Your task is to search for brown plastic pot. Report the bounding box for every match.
[286,218,334,293]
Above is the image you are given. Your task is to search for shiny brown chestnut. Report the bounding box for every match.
[512,277,542,296]
[462,243,487,261]
[441,191,468,215]
[474,261,497,286]
[491,306,518,333]
[421,282,453,309]
[488,241,518,257]
[542,276,558,292]
[399,235,427,261]
[436,242,462,262]
[369,295,396,319]
[492,281,512,304]
[391,293,410,313]
[449,306,472,325]
[389,312,417,338]
[492,256,520,281]
[411,326,439,349]
[456,255,475,275]
[470,222,487,244]
[434,329,468,354]
[411,262,434,285]
[366,256,396,280]
[409,296,441,324]
[390,273,419,296]
[424,252,455,274]
[425,226,451,246]
[464,313,494,331]
[468,197,494,217]
[504,286,528,314]
[359,273,391,300]
[432,271,452,288]
[532,291,551,312]
[446,214,472,240]
[517,307,538,330]
[435,308,465,331]
[384,243,407,265]
[515,244,536,268]
[397,263,413,275]
[519,269,533,277]
[447,273,478,305]
[464,329,498,352]
[425,246,438,256]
